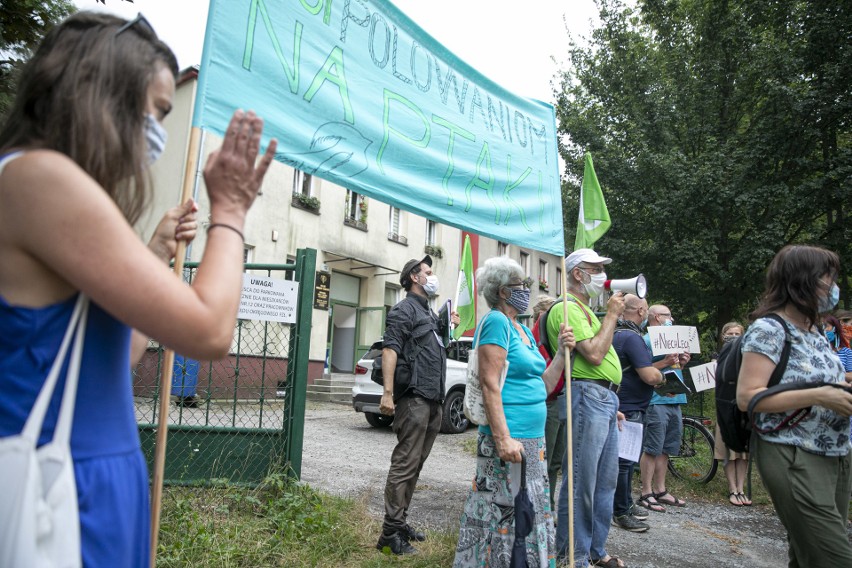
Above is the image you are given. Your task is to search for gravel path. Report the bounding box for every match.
[300,401,796,567]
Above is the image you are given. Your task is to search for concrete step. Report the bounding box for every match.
[306,373,357,403]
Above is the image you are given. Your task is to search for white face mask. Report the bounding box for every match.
[144,113,167,165]
[422,274,439,296]
[583,272,607,298]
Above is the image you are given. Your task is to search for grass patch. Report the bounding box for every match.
[156,473,458,567]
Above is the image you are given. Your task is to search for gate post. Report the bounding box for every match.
[286,247,316,478]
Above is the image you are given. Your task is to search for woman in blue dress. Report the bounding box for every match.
[0,12,276,567]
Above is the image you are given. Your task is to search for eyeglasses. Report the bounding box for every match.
[577,265,604,274]
[656,313,672,319]
[506,277,533,290]
[115,13,156,37]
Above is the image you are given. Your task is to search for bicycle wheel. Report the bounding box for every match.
[668,418,718,483]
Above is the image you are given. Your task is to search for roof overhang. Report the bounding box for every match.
[321,250,400,277]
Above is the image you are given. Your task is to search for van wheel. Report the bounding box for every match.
[365,412,394,428]
[441,390,469,434]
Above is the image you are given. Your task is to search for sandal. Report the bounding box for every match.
[654,489,686,507]
[728,492,743,506]
[592,555,627,568]
[636,493,666,513]
[737,492,752,506]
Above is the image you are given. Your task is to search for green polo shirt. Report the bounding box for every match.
[546,294,622,384]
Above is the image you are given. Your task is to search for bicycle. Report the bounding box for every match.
[667,414,718,483]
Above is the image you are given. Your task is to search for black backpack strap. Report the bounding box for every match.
[760,313,793,389]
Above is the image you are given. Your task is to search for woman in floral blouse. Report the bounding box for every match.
[737,245,852,567]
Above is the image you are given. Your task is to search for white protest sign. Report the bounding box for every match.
[647,325,701,356]
[237,275,299,323]
[689,361,717,393]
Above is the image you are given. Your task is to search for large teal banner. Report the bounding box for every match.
[194,0,564,255]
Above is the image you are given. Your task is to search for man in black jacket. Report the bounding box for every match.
[377,255,459,555]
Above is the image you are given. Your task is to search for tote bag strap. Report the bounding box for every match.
[20,295,89,445]
[473,311,512,391]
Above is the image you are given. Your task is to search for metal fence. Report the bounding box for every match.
[133,249,316,486]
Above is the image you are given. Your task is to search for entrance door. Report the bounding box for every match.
[328,301,357,373]
[355,307,385,363]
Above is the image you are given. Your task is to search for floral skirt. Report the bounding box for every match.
[453,433,555,568]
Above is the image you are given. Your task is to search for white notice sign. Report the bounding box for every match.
[237,275,299,323]
[689,361,717,393]
[647,325,701,356]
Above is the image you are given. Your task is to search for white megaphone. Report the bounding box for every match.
[605,274,647,299]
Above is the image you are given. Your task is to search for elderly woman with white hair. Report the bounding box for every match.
[454,257,574,568]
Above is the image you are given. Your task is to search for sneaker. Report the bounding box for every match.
[612,514,650,533]
[376,532,418,555]
[401,523,426,542]
[628,504,649,521]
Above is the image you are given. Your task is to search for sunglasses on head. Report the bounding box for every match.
[115,13,156,37]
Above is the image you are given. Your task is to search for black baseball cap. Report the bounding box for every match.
[400,255,432,287]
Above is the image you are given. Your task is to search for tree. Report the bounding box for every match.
[556,0,851,345]
[0,0,75,117]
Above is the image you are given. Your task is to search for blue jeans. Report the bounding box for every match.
[556,382,620,565]
[613,410,644,517]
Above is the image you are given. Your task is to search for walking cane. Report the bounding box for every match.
[560,266,575,568]
[149,127,202,567]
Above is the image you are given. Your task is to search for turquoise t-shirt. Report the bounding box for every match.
[475,310,548,438]
[645,334,687,405]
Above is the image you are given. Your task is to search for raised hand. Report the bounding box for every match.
[203,110,277,217]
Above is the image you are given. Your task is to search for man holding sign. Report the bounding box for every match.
[638,305,691,512]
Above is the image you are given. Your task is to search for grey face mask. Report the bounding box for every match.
[144,113,167,164]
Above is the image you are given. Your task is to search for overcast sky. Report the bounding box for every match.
[72,0,600,104]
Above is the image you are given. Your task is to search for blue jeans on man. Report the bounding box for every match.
[556,382,620,565]
[613,410,644,517]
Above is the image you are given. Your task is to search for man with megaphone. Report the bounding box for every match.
[547,248,627,568]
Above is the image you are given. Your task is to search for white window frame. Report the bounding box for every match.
[345,190,363,220]
[426,220,437,245]
[497,242,508,256]
[293,169,313,196]
[519,251,530,275]
[556,267,563,295]
[389,206,401,236]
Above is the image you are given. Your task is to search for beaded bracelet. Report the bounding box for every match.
[207,223,245,242]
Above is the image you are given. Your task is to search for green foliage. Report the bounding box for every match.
[557,0,852,335]
[0,0,75,118]
[156,472,458,566]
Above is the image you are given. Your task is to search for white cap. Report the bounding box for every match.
[565,248,612,272]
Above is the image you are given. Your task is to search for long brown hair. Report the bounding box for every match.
[0,12,178,224]
[751,245,840,328]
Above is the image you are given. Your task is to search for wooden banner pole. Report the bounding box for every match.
[561,264,575,568]
[149,126,202,567]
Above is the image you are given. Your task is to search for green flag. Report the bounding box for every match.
[453,235,476,340]
[574,152,611,250]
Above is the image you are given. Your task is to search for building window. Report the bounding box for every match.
[556,267,563,295]
[539,260,549,291]
[284,254,296,281]
[243,245,254,265]
[384,286,400,313]
[426,220,437,245]
[293,169,312,196]
[345,190,363,220]
[498,242,508,256]
[389,206,401,235]
[519,251,530,275]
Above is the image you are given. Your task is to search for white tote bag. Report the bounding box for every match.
[0,295,88,568]
[463,313,511,425]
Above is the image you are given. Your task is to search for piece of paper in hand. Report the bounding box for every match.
[618,420,643,463]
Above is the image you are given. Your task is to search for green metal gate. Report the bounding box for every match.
[133,248,316,486]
